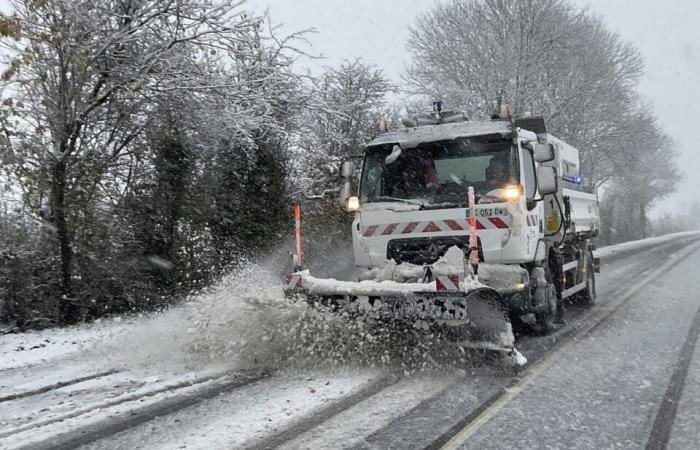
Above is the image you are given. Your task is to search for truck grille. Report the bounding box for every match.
[386,236,481,265]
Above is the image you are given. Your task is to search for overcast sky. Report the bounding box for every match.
[257,0,700,217]
[1,0,695,216]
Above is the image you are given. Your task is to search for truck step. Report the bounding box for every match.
[561,281,587,299]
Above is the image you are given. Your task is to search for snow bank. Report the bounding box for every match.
[594,231,700,260]
[0,312,188,373]
[0,307,221,380]
[0,321,116,371]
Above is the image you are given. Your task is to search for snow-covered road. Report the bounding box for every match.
[1,232,699,450]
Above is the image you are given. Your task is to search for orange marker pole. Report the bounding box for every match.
[468,186,478,276]
[293,203,303,270]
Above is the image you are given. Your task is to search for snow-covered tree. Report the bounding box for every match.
[289,60,393,267]
[292,59,394,193]
[0,1,306,323]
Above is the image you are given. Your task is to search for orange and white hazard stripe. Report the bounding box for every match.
[293,203,303,268]
[286,273,302,290]
[468,187,479,274]
[435,275,460,291]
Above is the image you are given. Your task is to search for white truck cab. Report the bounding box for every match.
[349,119,599,266]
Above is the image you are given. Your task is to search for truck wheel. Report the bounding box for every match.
[576,251,596,307]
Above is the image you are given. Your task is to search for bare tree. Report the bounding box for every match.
[600,107,681,243]
[405,0,680,244]
[405,0,646,188]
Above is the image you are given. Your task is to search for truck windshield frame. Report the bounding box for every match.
[360,135,519,207]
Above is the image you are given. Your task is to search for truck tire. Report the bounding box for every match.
[576,250,596,307]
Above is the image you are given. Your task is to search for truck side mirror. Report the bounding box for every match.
[537,166,559,195]
[341,161,353,178]
[534,143,555,163]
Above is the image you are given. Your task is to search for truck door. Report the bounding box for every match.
[521,144,543,259]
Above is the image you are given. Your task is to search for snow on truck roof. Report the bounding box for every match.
[367,120,514,149]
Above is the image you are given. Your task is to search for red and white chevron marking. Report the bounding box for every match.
[286,273,302,289]
[526,214,539,227]
[362,217,509,237]
[435,275,460,291]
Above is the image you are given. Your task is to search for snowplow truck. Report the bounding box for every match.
[285,109,600,362]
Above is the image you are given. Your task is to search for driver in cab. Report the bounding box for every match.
[485,157,508,191]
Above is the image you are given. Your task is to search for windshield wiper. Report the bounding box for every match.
[373,196,425,206]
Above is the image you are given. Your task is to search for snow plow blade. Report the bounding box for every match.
[436,288,516,353]
[285,272,522,362]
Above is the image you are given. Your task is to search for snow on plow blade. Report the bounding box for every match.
[284,272,523,362]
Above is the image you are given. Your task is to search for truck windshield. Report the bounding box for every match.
[360,137,517,206]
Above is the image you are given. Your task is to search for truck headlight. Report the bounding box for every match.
[345,196,360,212]
[499,184,522,202]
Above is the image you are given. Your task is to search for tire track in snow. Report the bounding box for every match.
[17,372,269,450]
[348,372,507,450]
[0,370,268,448]
[645,302,700,450]
[242,375,400,450]
[433,241,700,450]
[0,368,123,403]
[345,238,698,450]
